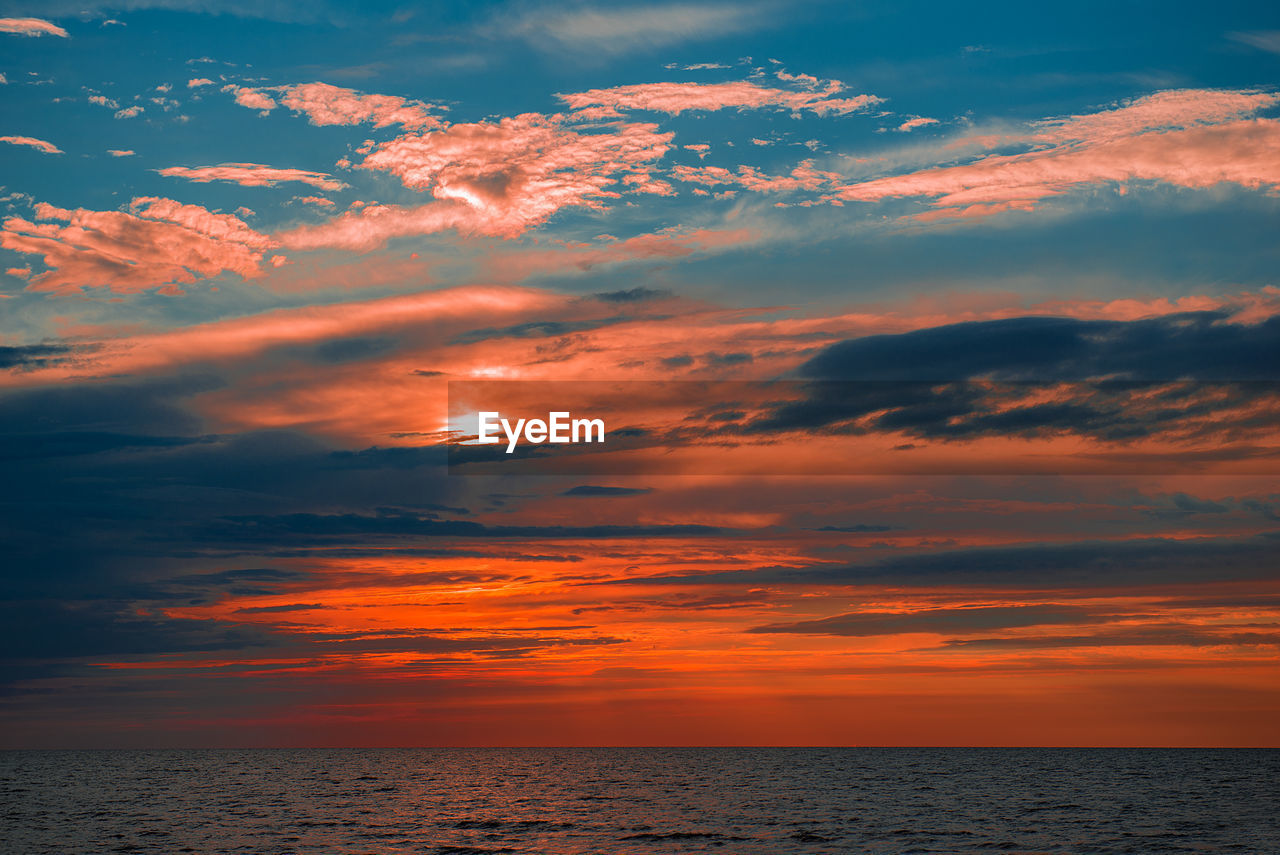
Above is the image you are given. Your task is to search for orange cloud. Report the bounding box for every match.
[222,84,276,112]
[828,89,1280,218]
[673,160,840,193]
[559,79,883,117]
[0,135,62,154]
[0,17,68,37]
[0,197,275,295]
[157,163,347,191]
[280,112,675,249]
[1028,87,1280,142]
[273,82,444,130]
[835,119,1280,216]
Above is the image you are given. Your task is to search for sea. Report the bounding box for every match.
[3,748,1278,853]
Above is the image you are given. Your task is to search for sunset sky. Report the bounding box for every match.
[2,1,1279,748]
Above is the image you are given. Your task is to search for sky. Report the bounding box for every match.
[1,0,1279,748]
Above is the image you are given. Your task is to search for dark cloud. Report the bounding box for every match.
[705,351,753,366]
[310,634,625,656]
[561,485,653,497]
[232,603,328,614]
[942,626,1280,650]
[1141,492,1234,520]
[740,380,1280,445]
[0,431,209,461]
[748,604,1112,636]
[0,374,220,437]
[799,314,1280,382]
[450,315,660,345]
[607,535,1280,589]
[190,512,726,547]
[0,600,276,662]
[311,336,398,363]
[573,592,772,615]
[591,287,671,303]
[0,343,84,372]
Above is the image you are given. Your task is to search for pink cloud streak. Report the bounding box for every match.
[673,160,840,193]
[0,135,62,154]
[280,112,675,249]
[0,17,67,37]
[230,82,443,130]
[832,118,1280,216]
[157,163,347,191]
[559,79,883,117]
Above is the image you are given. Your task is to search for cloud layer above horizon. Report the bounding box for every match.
[2,1,1279,748]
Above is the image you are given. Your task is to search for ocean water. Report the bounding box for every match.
[2,748,1277,854]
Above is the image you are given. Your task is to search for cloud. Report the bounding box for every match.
[942,626,1280,651]
[0,17,68,37]
[895,116,937,132]
[829,89,1280,219]
[227,82,442,129]
[725,314,1280,446]
[561,485,653,496]
[592,286,672,303]
[673,160,839,193]
[107,148,135,157]
[191,511,726,548]
[1228,30,1280,54]
[1,600,274,661]
[222,84,276,112]
[271,82,442,129]
[280,111,674,249]
[799,313,1280,382]
[232,603,326,614]
[560,79,883,116]
[157,163,347,191]
[114,105,143,119]
[0,343,79,370]
[634,87,1280,218]
[187,77,214,87]
[0,135,62,154]
[0,197,275,295]
[498,2,767,55]
[1025,88,1279,142]
[615,535,1280,589]
[748,604,1107,636]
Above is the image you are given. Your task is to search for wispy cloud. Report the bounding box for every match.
[830,89,1280,220]
[157,163,348,191]
[0,17,68,37]
[560,78,883,116]
[894,116,938,132]
[495,1,769,55]
[0,135,62,154]
[1228,30,1280,54]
